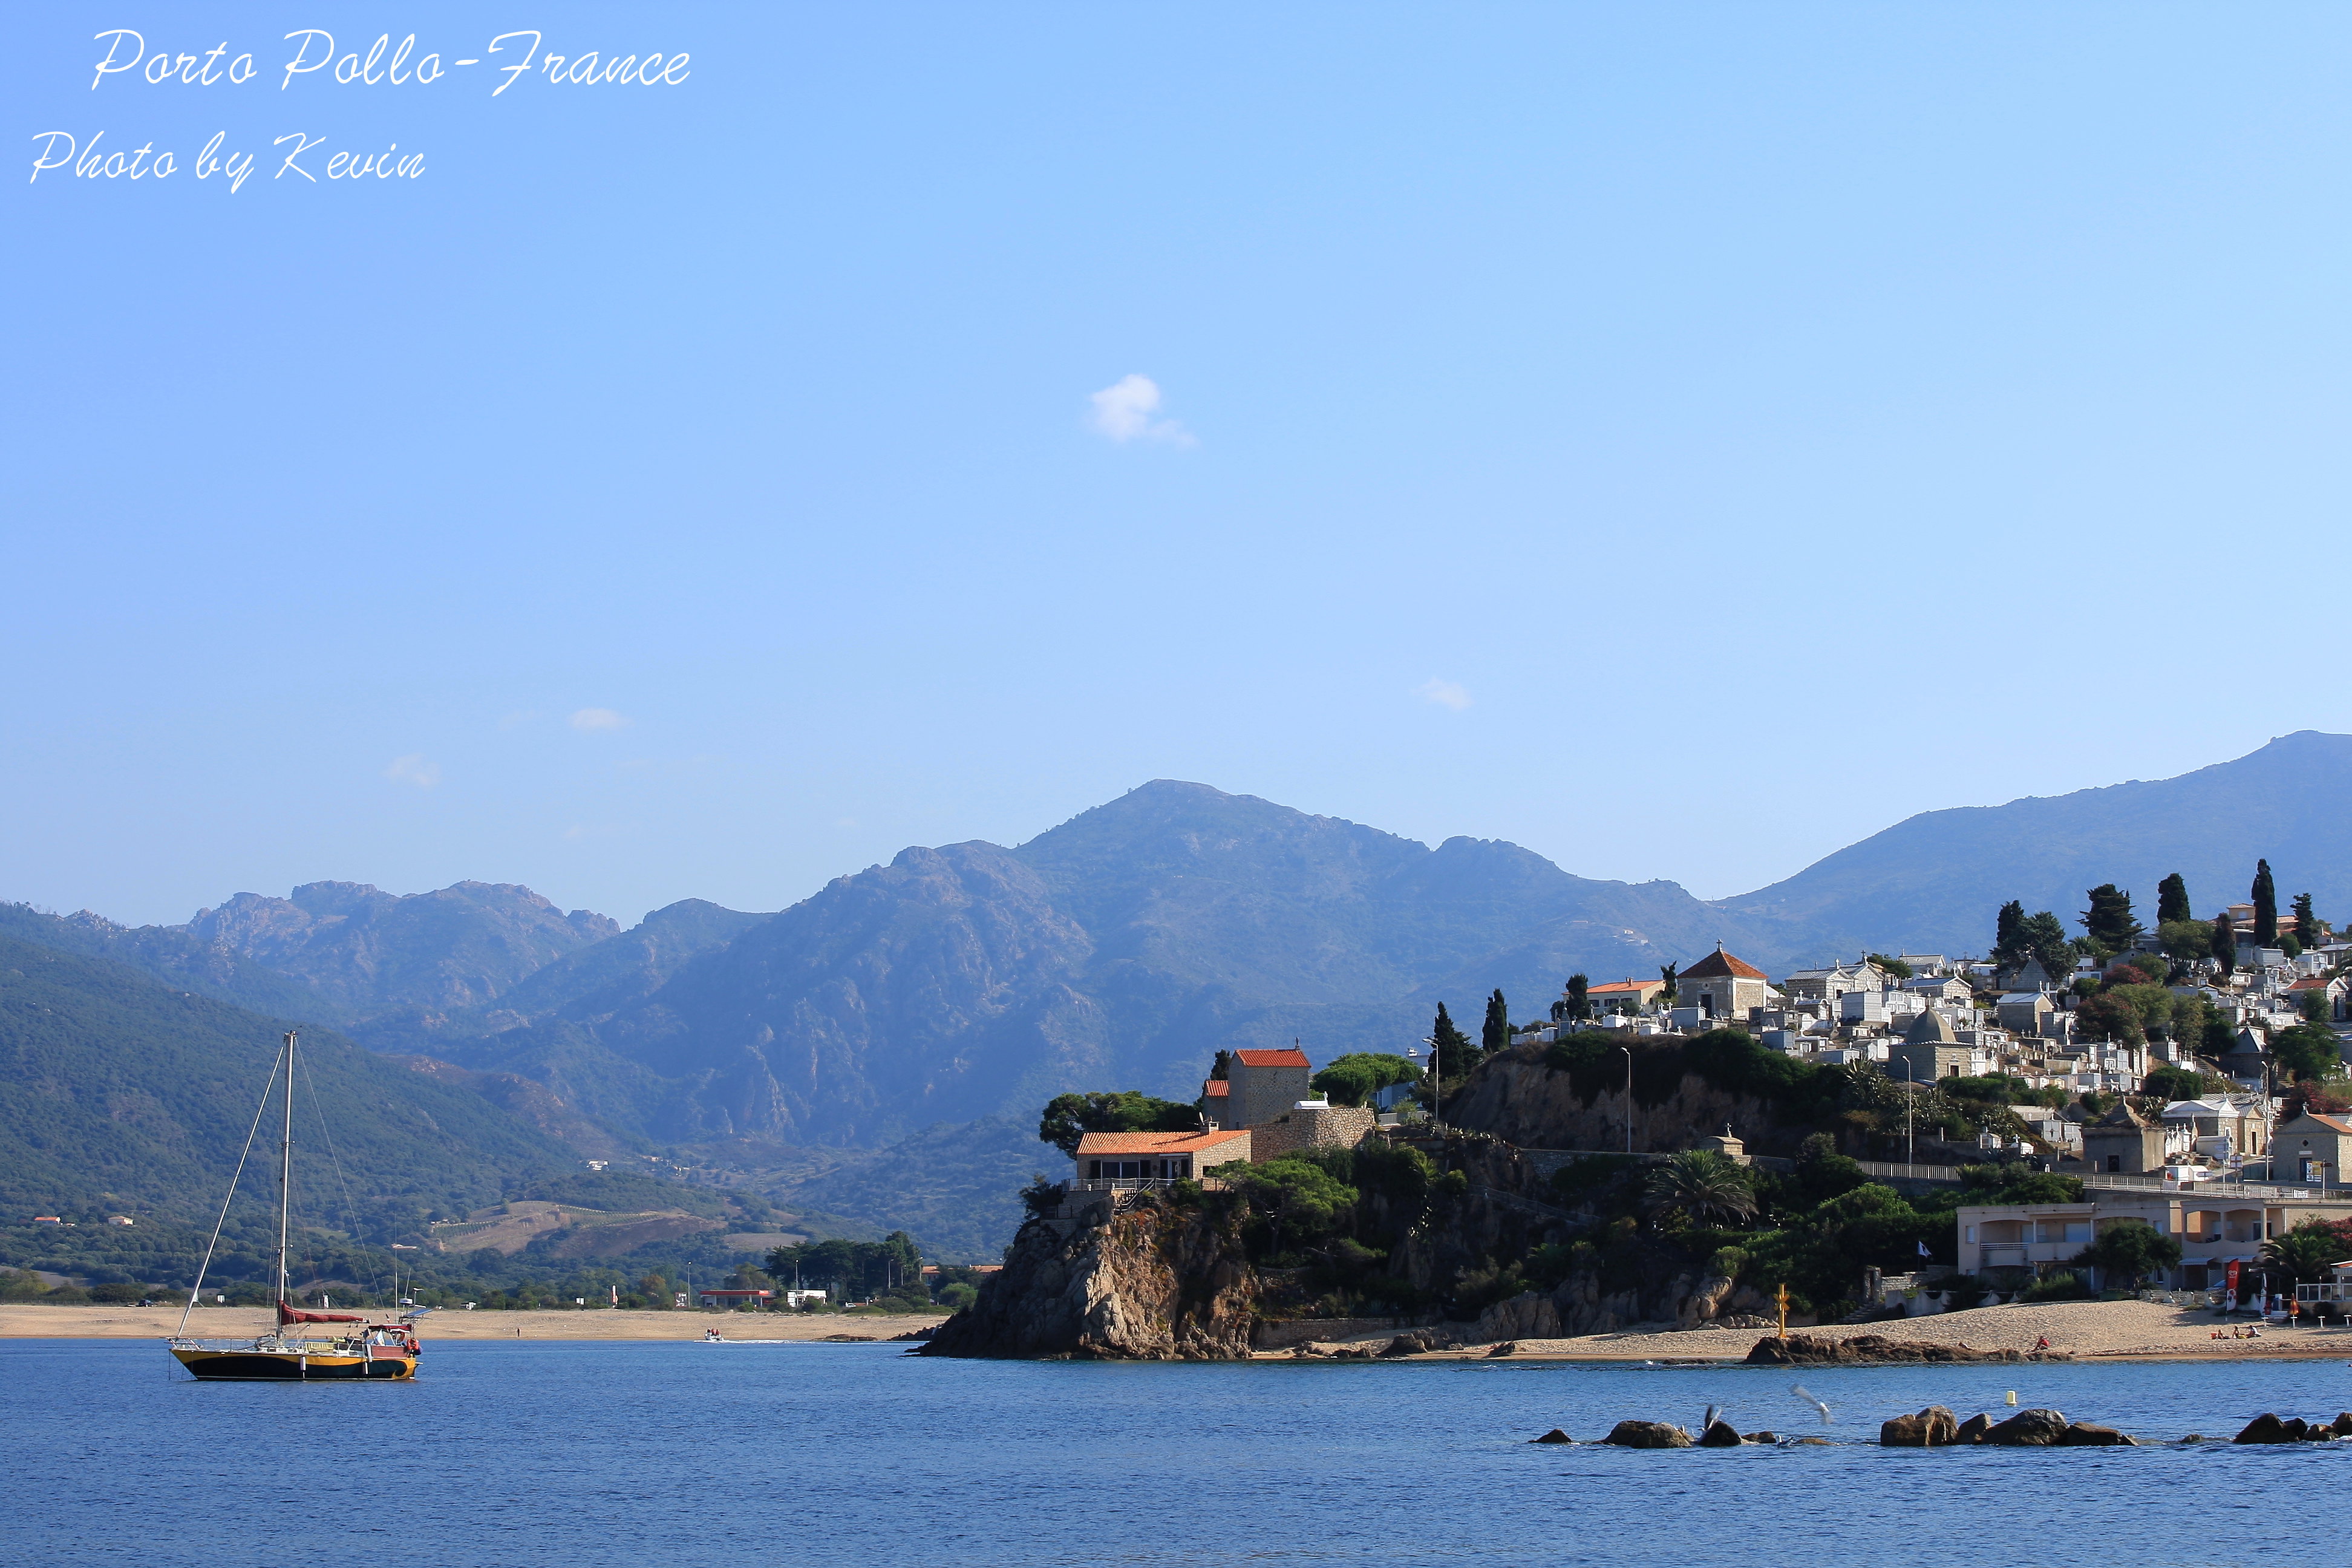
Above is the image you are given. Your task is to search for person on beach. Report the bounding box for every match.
[2034,1334,2050,1351]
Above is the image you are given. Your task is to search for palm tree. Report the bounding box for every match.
[1643,1151,1757,1228]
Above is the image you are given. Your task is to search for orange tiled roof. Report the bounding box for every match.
[2306,1114,2352,1136]
[1234,1048,1310,1069]
[1202,1079,1230,1097]
[1588,978,1661,995]
[1679,949,1767,981]
[1074,1128,1249,1156]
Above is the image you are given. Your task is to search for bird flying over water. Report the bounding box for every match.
[1704,1403,1722,1432]
[1791,1384,1833,1424]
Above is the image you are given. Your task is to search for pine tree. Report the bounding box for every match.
[1564,973,1590,1021]
[1481,989,1512,1054]
[2079,884,2144,953]
[1994,900,2025,957]
[1429,1002,1475,1079]
[2253,860,2278,947]
[2156,873,2190,925]
[2017,910,2074,979]
[2211,913,2236,975]
[2294,892,2321,950]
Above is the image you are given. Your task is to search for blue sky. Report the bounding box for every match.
[7,4,2351,927]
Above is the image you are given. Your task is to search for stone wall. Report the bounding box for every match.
[1250,1104,1376,1161]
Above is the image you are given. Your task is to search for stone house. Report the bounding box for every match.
[1886,1008,1985,1083]
[1225,1047,1313,1129]
[1676,946,1774,1023]
[2080,1102,2164,1175]
[2272,1112,2352,1185]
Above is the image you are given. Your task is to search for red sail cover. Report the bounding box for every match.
[278,1305,365,1324]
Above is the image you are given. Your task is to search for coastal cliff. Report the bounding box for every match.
[921,1197,1258,1359]
[1442,1044,1786,1154]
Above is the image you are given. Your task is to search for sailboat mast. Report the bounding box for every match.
[276,1030,296,1315]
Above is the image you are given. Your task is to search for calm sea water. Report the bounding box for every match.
[11,1338,2352,1566]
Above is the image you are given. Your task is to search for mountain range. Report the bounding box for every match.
[7,729,2345,1257]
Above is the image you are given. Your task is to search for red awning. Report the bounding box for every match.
[279,1305,365,1324]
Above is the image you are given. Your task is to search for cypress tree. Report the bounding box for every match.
[2294,892,2321,950]
[2252,860,2278,947]
[1481,989,1512,1054]
[2156,873,2190,925]
[1429,1002,1474,1079]
[1659,962,1678,1003]
[1565,973,1590,1021]
[1208,1049,1231,1082]
[2211,913,2236,975]
[1994,900,2025,956]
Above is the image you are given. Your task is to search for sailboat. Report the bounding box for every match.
[167,1030,427,1380]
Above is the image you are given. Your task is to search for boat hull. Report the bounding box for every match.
[171,1347,417,1380]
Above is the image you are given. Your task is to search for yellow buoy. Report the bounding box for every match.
[2005,1390,2018,1406]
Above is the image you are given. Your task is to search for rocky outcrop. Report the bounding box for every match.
[1982,1409,2071,1445]
[1881,1406,1960,1446]
[1746,1334,2069,1365]
[1956,1413,1994,1443]
[2233,1413,2352,1443]
[1603,1421,1693,1448]
[1697,1419,1743,1447]
[920,1199,1256,1359]
[1443,1050,1785,1155]
[2055,1422,2137,1446]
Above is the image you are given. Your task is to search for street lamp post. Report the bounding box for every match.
[1420,1036,1440,1132]
[1901,1057,1915,1177]
[1619,1045,1633,1155]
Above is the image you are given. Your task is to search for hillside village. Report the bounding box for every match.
[1018,867,2352,1341]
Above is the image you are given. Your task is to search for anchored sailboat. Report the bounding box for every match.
[167,1029,427,1380]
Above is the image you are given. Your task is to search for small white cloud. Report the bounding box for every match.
[385,754,442,788]
[570,708,629,732]
[1417,679,1473,712]
[1087,374,1194,446]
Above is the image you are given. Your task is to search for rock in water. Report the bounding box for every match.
[1603,1420,1694,1449]
[2234,1414,2301,1443]
[1698,1420,1743,1447]
[1982,1408,2070,1445]
[1741,1431,1778,1444]
[1880,1406,1961,1446]
[1955,1413,1994,1443]
[2333,1413,2352,1437]
[2056,1422,2138,1446]
[1746,1334,2062,1365]
[1530,1429,1575,1444]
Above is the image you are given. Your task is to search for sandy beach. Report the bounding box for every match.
[0,1304,949,1342]
[1321,1299,2352,1363]
[13,1298,2347,1361]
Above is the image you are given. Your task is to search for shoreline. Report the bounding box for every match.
[0,1304,949,1342]
[1275,1298,2352,1364]
[11,1298,2347,1362]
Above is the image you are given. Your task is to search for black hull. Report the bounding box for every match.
[174,1350,415,1380]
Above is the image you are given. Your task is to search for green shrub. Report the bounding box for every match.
[2020,1270,2092,1302]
